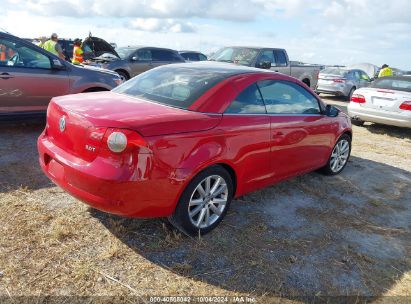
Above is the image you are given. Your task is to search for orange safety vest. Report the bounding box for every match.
[72,45,84,64]
[0,45,6,61]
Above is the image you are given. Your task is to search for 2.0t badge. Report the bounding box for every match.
[59,116,66,132]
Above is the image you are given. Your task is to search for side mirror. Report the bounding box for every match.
[51,58,66,70]
[131,56,139,61]
[325,104,340,117]
[258,60,271,69]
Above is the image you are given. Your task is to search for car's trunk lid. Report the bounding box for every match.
[46,101,106,162]
[359,88,411,112]
[318,73,347,85]
[48,92,222,142]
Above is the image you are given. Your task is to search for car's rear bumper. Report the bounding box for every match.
[316,84,349,96]
[37,132,185,217]
[348,104,411,128]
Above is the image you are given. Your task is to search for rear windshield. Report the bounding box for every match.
[321,68,347,76]
[371,78,411,92]
[113,66,226,109]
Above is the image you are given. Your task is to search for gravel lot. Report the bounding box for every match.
[0,96,410,301]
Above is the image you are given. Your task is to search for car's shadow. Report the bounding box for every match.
[0,119,52,192]
[91,156,411,299]
[362,123,411,140]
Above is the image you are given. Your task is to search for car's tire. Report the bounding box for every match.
[351,118,364,127]
[116,70,130,82]
[168,165,234,236]
[346,87,356,101]
[320,134,352,175]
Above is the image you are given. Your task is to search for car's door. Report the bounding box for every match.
[352,70,362,88]
[257,79,335,180]
[0,36,70,114]
[128,48,154,77]
[222,83,272,193]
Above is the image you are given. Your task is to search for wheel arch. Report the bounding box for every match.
[82,87,110,93]
[115,69,130,79]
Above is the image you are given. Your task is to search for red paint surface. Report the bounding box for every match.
[38,72,351,217]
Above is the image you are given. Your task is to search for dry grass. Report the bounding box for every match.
[0,102,410,300]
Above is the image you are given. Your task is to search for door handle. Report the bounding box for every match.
[272,132,284,138]
[0,72,14,79]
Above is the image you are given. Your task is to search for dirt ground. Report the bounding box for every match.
[0,96,410,303]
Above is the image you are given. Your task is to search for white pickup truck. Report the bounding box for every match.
[209,47,320,89]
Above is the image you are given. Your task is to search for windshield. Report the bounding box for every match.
[371,78,411,93]
[321,68,348,76]
[115,47,136,59]
[113,66,227,109]
[210,47,259,65]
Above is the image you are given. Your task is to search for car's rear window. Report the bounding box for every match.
[113,66,226,109]
[321,68,347,76]
[371,78,411,93]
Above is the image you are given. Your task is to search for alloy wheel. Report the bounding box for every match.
[330,139,350,173]
[188,175,228,229]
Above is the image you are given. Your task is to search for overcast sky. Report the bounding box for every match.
[1,0,411,69]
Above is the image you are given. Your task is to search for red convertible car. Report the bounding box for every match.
[38,62,352,235]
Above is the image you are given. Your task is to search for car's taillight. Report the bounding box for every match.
[102,128,149,153]
[351,94,366,103]
[333,78,346,83]
[400,101,411,111]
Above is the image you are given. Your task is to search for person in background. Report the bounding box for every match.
[72,38,84,65]
[378,64,393,78]
[40,33,65,60]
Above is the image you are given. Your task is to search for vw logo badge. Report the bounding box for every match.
[59,116,66,132]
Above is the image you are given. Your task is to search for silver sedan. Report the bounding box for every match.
[316,68,371,100]
[348,76,411,128]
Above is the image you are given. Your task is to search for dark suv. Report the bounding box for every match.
[0,32,122,116]
[91,46,185,81]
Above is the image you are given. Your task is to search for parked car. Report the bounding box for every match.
[179,50,207,61]
[0,31,122,116]
[90,46,185,81]
[209,46,320,89]
[38,62,352,235]
[316,68,371,101]
[348,76,411,128]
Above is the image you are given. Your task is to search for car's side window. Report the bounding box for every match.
[199,54,207,61]
[171,52,184,62]
[183,53,198,61]
[152,50,173,61]
[225,83,266,114]
[273,50,287,67]
[360,71,370,81]
[257,50,276,66]
[0,38,51,69]
[136,49,152,61]
[258,80,321,115]
[353,70,361,80]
